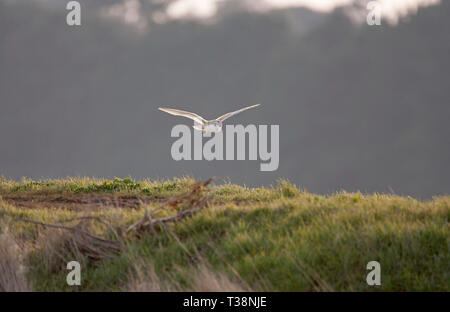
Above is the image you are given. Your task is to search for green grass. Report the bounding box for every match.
[0,177,194,197]
[0,176,285,203]
[0,177,448,291]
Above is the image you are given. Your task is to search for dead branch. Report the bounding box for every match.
[126,178,212,235]
[15,217,119,247]
[14,217,122,262]
[11,179,214,262]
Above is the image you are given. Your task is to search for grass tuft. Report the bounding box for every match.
[0,226,30,292]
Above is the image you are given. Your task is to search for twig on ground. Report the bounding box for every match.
[11,178,214,261]
[126,179,212,235]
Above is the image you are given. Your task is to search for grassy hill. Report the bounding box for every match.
[0,177,448,291]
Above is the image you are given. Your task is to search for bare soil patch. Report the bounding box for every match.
[1,194,158,210]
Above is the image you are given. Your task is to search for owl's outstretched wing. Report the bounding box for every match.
[158,107,207,125]
[216,104,260,122]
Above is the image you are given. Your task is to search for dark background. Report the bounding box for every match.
[0,0,449,198]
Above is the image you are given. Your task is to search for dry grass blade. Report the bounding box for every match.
[190,264,249,292]
[127,261,249,292]
[127,261,179,292]
[0,228,30,292]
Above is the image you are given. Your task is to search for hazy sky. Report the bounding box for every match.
[1,0,448,197]
[23,0,440,29]
[25,0,442,29]
[99,0,441,27]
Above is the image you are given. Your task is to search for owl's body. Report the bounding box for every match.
[193,120,222,133]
